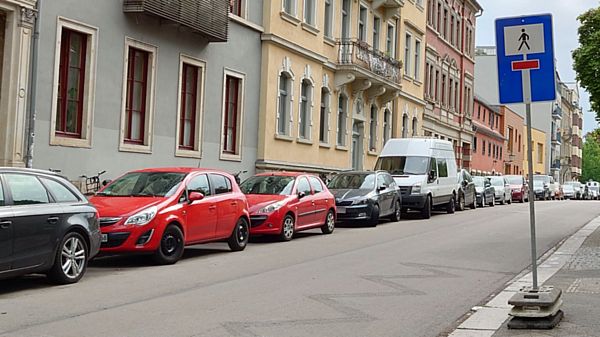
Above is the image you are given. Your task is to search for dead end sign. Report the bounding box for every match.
[495,14,556,104]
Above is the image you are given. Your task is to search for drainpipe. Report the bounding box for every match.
[25,0,41,168]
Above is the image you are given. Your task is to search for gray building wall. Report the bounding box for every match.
[474,52,553,174]
[32,1,263,183]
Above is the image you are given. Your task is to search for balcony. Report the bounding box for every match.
[123,0,229,42]
[335,39,402,103]
[372,0,402,18]
[551,160,561,170]
[552,105,562,119]
[551,132,561,145]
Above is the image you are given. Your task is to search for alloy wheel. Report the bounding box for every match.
[61,236,86,279]
[283,216,294,240]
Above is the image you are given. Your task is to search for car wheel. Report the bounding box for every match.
[489,195,495,207]
[228,217,249,251]
[470,195,477,209]
[500,196,506,205]
[368,204,380,227]
[421,195,432,219]
[279,214,295,241]
[446,195,456,214]
[390,200,401,222]
[153,225,185,265]
[507,196,512,204]
[321,210,335,234]
[457,194,465,211]
[480,195,485,208]
[47,232,88,284]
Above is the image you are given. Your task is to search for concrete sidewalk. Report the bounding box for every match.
[449,216,600,337]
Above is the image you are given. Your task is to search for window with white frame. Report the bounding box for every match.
[299,79,312,140]
[412,117,418,137]
[119,38,156,152]
[221,70,245,159]
[320,88,330,143]
[386,24,395,57]
[176,55,205,157]
[373,16,381,51]
[402,114,408,138]
[369,105,377,151]
[50,18,98,148]
[324,0,333,38]
[303,0,315,26]
[341,0,351,39]
[358,5,367,42]
[404,33,412,75]
[414,39,421,80]
[230,0,245,17]
[337,94,348,146]
[383,109,391,145]
[277,72,292,136]
[283,0,296,16]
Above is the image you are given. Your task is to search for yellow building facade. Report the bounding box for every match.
[523,126,547,175]
[256,0,424,173]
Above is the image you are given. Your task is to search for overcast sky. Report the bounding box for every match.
[475,0,598,134]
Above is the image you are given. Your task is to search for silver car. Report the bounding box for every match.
[487,176,511,205]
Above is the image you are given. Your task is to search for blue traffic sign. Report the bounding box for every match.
[495,14,556,104]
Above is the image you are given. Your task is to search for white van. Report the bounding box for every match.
[375,138,458,219]
[586,181,599,200]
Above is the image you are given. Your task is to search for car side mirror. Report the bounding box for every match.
[298,191,306,199]
[102,179,111,187]
[377,183,387,191]
[484,182,491,188]
[188,192,204,203]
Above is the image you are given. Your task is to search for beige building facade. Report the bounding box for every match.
[256,0,424,174]
[523,126,547,176]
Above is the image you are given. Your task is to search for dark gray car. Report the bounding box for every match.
[327,171,401,227]
[0,168,101,284]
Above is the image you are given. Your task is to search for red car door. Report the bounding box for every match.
[209,173,238,238]
[184,174,217,242]
[308,176,328,226]
[294,177,316,227]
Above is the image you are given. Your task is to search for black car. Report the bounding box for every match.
[473,176,495,207]
[456,169,477,211]
[0,168,101,284]
[327,171,401,226]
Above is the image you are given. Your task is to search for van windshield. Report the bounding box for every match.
[375,156,430,175]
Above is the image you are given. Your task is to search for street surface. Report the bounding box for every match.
[2,201,600,337]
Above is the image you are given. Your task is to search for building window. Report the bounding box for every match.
[537,143,543,163]
[221,70,245,159]
[278,72,292,136]
[443,8,448,39]
[358,5,367,42]
[386,24,395,57]
[414,39,421,80]
[482,140,486,155]
[124,48,149,145]
[324,0,333,38]
[51,19,98,148]
[337,94,348,146]
[320,88,330,143]
[303,0,315,26]
[404,33,412,76]
[449,78,454,109]
[283,0,296,15]
[383,109,391,145]
[435,69,440,101]
[177,59,205,155]
[441,74,446,105]
[412,117,418,137]
[373,16,381,51]
[56,28,87,138]
[450,15,455,46]
[230,0,243,16]
[402,114,408,138]
[454,81,459,111]
[369,105,377,151]
[488,142,491,157]
[436,2,441,31]
[473,136,477,153]
[299,79,312,140]
[341,0,350,39]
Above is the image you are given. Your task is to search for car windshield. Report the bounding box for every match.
[533,175,550,183]
[328,173,375,190]
[472,176,486,187]
[240,176,295,195]
[375,156,429,175]
[489,177,504,186]
[533,180,544,187]
[563,185,574,191]
[97,172,186,197]
[505,176,523,185]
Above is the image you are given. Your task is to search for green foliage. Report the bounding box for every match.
[582,132,600,182]
[573,7,600,121]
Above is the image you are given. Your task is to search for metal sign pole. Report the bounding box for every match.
[522,58,538,290]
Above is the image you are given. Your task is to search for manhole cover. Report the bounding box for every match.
[566,278,600,294]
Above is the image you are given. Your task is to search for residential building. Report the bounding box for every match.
[550,72,563,182]
[471,96,504,175]
[29,0,263,181]
[560,82,583,181]
[424,0,482,169]
[523,126,547,176]
[0,0,37,167]
[256,0,409,173]
[498,105,524,176]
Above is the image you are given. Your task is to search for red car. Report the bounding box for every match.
[505,175,529,203]
[240,172,336,241]
[89,168,250,264]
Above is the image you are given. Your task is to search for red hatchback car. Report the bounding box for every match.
[89,168,250,264]
[240,172,336,241]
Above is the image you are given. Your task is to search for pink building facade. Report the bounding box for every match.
[472,97,505,175]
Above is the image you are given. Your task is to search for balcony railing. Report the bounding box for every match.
[552,105,562,118]
[337,39,402,84]
[123,0,229,42]
[551,160,561,169]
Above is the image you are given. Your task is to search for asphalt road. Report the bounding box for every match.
[2,201,600,337]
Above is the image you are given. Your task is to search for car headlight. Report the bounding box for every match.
[125,206,158,226]
[257,200,287,214]
[411,183,422,194]
[352,198,368,205]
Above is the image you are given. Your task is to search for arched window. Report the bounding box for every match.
[383,109,391,145]
[337,94,348,146]
[277,72,292,136]
[402,114,409,138]
[319,88,330,143]
[412,117,418,137]
[299,79,312,139]
[369,105,377,151]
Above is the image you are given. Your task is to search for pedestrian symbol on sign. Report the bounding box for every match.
[518,29,530,51]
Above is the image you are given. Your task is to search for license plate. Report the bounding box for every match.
[101,234,108,243]
[337,207,346,214]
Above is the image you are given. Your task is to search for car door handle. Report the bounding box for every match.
[230,202,237,206]
[0,220,11,229]
[47,216,59,225]
[209,205,217,210]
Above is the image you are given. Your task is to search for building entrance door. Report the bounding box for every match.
[351,122,363,170]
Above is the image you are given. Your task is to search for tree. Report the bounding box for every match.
[573,7,600,120]
[582,131,600,182]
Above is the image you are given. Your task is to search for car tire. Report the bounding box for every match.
[500,196,506,205]
[479,195,485,208]
[153,225,185,265]
[321,210,335,234]
[47,231,88,284]
[507,196,512,204]
[390,200,402,222]
[421,196,432,219]
[228,217,249,251]
[457,194,465,211]
[489,195,495,207]
[470,195,477,209]
[446,195,456,214]
[279,214,295,242]
[368,204,380,227]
